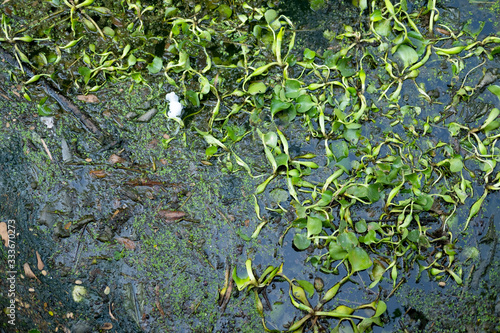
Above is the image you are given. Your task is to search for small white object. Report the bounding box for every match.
[40,116,54,129]
[165,92,183,120]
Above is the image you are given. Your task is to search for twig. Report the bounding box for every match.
[387,277,406,299]
[40,138,53,161]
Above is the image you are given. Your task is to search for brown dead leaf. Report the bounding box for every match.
[64,222,72,230]
[158,210,186,222]
[116,237,136,250]
[89,170,107,178]
[155,285,165,318]
[77,94,100,103]
[109,303,118,321]
[0,222,8,247]
[24,263,40,282]
[36,251,45,270]
[435,27,451,36]
[108,154,126,164]
[101,323,113,330]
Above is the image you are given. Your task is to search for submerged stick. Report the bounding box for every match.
[0,45,107,141]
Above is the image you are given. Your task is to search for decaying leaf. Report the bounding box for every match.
[24,263,40,282]
[155,285,165,318]
[101,323,113,330]
[116,237,137,250]
[77,94,100,103]
[108,154,126,164]
[158,210,186,222]
[0,222,8,247]
[36,251,45,270]
[89,170,107,178]
[109,303,118,321]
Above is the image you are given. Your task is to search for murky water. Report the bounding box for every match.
[1,0,499,332]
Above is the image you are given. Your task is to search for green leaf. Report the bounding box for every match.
[37,104,53,116]
[270,98,291,116]
[275,153,289,167]
[294,232,311,250]
[127,54,137,67]
[330,140,349,161]
[359,229,379,245]
[270,188,289,203]
[449,158,463,173]
[285,79,302,98]
[396,44,418,68]
[264,9,277,24]
[255,175,275,194]
[218,4,232,18]
[464,189,487,230]
[480,108,500,131]
[329,243,348,260]
[488,85,500,101]
[324,50,341,68]
[103,26,115,37]
[248,81,267,95]
[303,48,316,61]
[307,216,323,237]
[251,220,268,239]
[263,132,278,148]
[385,0,395,15]
[199,75,211,95]
[205,145,217,157]
[348,247,372,272]
[147,56,163,74]
[296,94,315,113]
[310,0,326,11]
[337,57,356,77]
[232,267,251,290]
[375,19,392,36]
[338,232,358,251]
[407,229,419,242]
[296,280,315,298]
[416,194,434,211]
[195,127,229,151]
[185,90,200,107]
[355,219,367,233]
[78,66,91,84]
[236,228,251,241]
[367,184,380,202]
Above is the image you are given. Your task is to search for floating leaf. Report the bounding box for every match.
[348,247,372,272]
[296,94,315,113]
[157,210,186,222]
[264,9,277,24]
[296,280,315,298]
[449,158,463,173]
[294,232,311,250]
[147,56,163,74]
[285,79,302,98]
[488,85,500,101]
[355,219,367,233]
[329,243,348,261]
[306,216,322,237]
[248,82,267,95]
[464,189,487,230]
[396,44,418,68]
[338,232,358,251]
[359,229,379,245]
[270,98,291,116]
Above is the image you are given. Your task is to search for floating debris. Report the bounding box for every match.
[165,92,183,120]
[136,108,159,122]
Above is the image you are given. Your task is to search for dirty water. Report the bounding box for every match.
[1,0,500,332]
